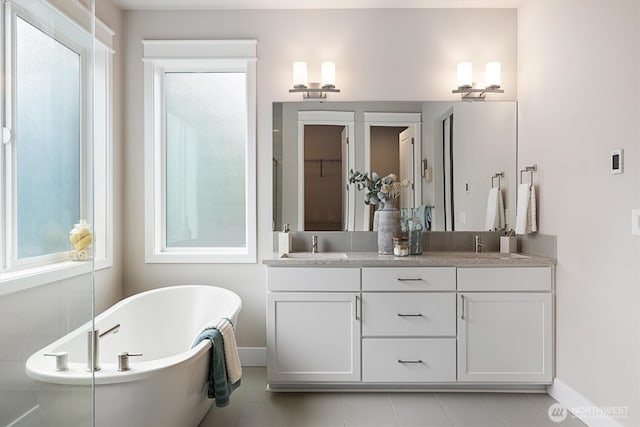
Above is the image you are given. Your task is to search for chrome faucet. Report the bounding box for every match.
[87,323,120,371]
[312,235,318,254]
[474,235,484,253]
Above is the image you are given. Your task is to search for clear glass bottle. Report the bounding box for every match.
[400,208,410,235]
[69,219,93,261]
[407,208,424,255]
[393,237,409,257]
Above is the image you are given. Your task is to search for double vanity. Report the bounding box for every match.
[264,250,554,392]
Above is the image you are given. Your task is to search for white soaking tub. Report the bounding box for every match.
[25,285,242,427]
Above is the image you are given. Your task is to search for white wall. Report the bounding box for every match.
[122,8,517,347]
[518,0,639,425]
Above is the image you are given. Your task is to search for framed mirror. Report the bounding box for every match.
[273,101,517,232]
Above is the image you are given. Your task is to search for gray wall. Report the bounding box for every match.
[518,0,639,425]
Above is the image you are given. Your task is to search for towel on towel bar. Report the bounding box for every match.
[192,319,242,407]
[484,187,505,230]
[515,183,537,234]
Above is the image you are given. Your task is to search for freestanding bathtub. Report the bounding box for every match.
[25,285,242,427]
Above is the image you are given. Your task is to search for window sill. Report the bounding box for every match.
[0,257,112,296]
[145,250,256,264]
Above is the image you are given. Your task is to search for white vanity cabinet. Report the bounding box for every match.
[361,267,457,383]
[267,268,361,383]
[457,267,553,383]
[265,259,555,389]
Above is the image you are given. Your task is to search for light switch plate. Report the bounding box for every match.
[632,209,640,235]
[611,149,623,174]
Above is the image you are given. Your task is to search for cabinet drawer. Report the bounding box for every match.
[457,267,551,292]
[268,267,360,292]
[362,267,455,291]
[362,338,456,382]
[362,293,455,337]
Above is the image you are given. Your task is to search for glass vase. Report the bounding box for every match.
[407,207,423,255]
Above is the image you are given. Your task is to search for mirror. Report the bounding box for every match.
[273,101,517,232]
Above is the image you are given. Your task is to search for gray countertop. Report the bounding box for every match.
[263,251,556,267]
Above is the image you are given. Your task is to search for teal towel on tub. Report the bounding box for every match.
[192,328,241,407]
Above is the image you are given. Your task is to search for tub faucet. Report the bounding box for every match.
[312,235,318,254]
[87,323,120,371]
[474,235,484,253]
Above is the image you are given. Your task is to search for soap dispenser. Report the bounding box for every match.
[278,224,291,257]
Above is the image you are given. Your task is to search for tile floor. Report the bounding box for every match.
[198,368,587,427]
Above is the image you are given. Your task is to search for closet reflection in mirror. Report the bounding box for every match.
[272,101,517,232]
[303,124,347,231]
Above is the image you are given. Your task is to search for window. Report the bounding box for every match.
[143,40,257,263]
[1,0,113,280]
[15,16,82,260]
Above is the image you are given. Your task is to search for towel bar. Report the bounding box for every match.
[491,172,505,189]
[519,165,537,185]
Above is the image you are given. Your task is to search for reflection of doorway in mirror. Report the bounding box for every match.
[370,126,409,229]
[364,112,422,231]
[398,127,416,210]
[304,125,346,231]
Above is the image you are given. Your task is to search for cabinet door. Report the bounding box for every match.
[457,292,552,383]
[267,292,361,383]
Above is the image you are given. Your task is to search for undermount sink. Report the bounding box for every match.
[509,253,531,259]
[457,252,530,259]
[281,252,348,259]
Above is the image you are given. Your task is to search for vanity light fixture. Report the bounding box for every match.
[452,61,504,101]
[289,61,340,100]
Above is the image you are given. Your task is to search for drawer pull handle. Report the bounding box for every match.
[397,313,423,317]
[398,359,424,364]
[396,278,423,282]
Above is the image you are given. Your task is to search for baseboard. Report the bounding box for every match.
[547,379,627,427]
[238,346,266,366]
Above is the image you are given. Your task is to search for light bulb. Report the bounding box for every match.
[292,62,308,88]
[485,62,501,89]
[457,62,473,89]
[321,61,336,88]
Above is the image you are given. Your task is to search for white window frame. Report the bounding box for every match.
[143,40,257,264]
[0,0,114,292]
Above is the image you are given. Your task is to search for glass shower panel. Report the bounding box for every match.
[0,1,96,426]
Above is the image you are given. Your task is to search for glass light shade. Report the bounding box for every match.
[292,61,308,88]
[485,62,501,89]
[457,62,473,89]
[321,61,336,88]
